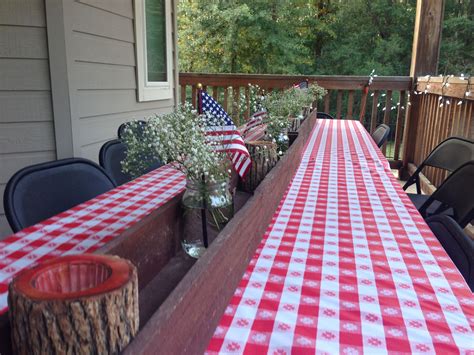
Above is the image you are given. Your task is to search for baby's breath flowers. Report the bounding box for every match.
[121,103,229,183]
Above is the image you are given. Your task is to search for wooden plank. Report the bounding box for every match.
[97,194,183,291]
[347,90,354,119]
[0,0,45,27]
[123,114,318,355]
[464,102,474,140]
[77,0,133,19]
[181,85,186,105]
[233,86,240,122]
[359,90,368,122]
[72,31,135,66]
[0,184,5,214]
[324,92,330,113]
[45,0,74,159]
[382,90,392,154]
[0,58,50,90]
[179,73,412,91]
[191,85,197,109]
[416,77,471,100]
[0,122,56,154]
[0,215,12,241]
[463,102,473,137]
[72,62,136,89]
[77,108,172,146]
[75,90,174,118]
[71,1,134,43]
[393,91,406,161]
[0,151,56,184]
[0,91,52,123]
[425,94,438,163]
[245,86,250,120]
[336,90,342,119]
[410,0,445,77]
[212,86,218,100]
[223,87,228,112]
[370,91,380,133]
[0,26,48,59]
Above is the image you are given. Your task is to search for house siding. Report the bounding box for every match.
[66,0,178,162]
[0,0,57,238]
[0,0,178,239]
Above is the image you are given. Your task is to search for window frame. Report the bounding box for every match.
[134,0,173,102]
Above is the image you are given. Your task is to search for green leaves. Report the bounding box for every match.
[178,0,471,76]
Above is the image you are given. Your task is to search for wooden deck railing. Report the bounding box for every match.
[403,76,474,187]
[179,73,412,163]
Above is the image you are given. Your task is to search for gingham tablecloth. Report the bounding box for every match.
[0,165,185,314]
[208,119,474,354]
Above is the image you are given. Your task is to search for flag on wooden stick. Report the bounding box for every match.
[198,89,251,178]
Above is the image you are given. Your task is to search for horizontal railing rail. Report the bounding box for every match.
[403,76,474,187]
[179,73,412,163]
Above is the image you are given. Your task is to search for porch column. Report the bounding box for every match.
[401,0,445,176]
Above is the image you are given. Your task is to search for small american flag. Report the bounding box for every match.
[242,110,267,136]
[293,80,309,89]
[199,90,251,178]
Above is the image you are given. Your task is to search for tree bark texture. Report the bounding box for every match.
[8,254,139,355]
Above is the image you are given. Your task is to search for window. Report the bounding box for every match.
[134,0,173,101]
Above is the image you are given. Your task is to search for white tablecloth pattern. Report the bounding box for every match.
[207,119,473,354]
[0,165,185,314]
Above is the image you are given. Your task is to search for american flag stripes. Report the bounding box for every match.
[198,90,252,178]
[242,110,267,136]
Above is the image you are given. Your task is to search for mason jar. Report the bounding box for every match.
[181,178,234,258]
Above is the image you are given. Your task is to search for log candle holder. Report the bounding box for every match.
[8,254,139,355]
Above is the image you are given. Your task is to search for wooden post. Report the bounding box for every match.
[401,0,445,177]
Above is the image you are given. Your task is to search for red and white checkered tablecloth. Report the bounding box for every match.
[207,119,474,354]
[0,165,185,314]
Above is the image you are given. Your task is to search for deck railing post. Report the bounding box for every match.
[401,0,445,178]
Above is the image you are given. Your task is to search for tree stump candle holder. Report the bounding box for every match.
[241,141,278,193]
[8,254,139,355]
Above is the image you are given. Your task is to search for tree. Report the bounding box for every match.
[178,0,473,76]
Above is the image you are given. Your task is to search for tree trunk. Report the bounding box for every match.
[241,141,278,193]
[8,254,139,355]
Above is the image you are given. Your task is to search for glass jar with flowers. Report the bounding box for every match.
[120,104,233,258]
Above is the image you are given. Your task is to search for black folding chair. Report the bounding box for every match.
[3,158,116,232]
[403,137,474,194]
[371,124,390,148]
[426,215,474,291]
[403,137,474,214]
[99,139,163,186]
[418,161,474,228]
[117,120,147,139]
[99,140,133,185]
[316,112,336,120]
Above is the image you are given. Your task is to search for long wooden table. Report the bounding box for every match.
[206,119,473,354]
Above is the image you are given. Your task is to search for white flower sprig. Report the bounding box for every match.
[121,103,230,183]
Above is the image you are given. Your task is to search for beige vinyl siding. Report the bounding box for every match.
[67,0,177,162]
[0,0,56,239]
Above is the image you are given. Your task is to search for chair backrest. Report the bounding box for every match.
[316,112,336,120]
[426,215,474,291]
[117,120,147,139]
[402,137,474,193]
[3,158,116,233]
[419,161,474,228]
[99,139,133,186]
[99,139,163,186]
[422,136,474,172]
[371,124,390,148]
